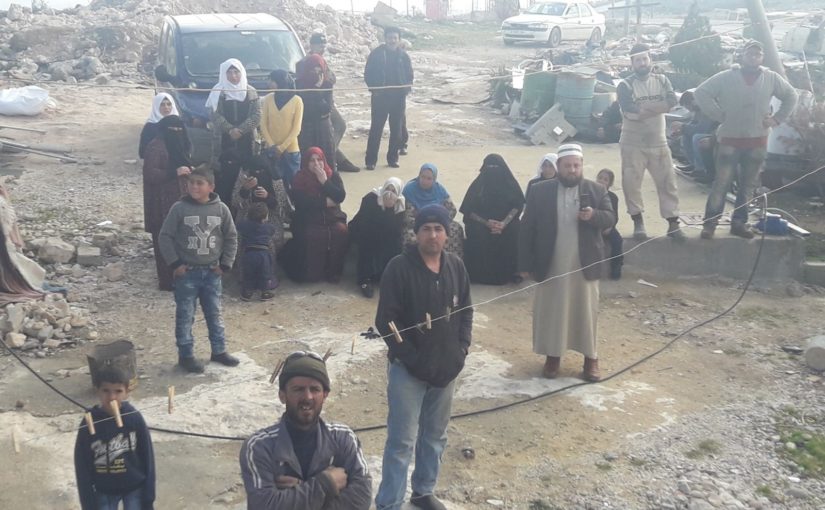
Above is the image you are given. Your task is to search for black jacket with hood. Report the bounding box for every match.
[375,245,472,387]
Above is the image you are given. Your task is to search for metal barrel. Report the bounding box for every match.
[555,72,596,130]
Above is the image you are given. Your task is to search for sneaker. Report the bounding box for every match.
[365,164,375,171]
[400,147,409,156]
[410,493,447,510]
[388,162,400,168]
[240,289,254,301]
[631,215,648,240]
[178,356,205,374]
[360,282,374,298]
[730,223,755,239]
[260,291,275,301]
[666,219,686,242]
[210,351,240,367]
[700,224,715,239]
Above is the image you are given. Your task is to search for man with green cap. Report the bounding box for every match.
[240,351,372,509]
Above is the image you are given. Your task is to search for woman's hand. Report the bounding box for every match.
[325,197,337,207]
[243,176,258,190]
[176,166,192,177]
[254,187,268,199]
[229,127,242,140]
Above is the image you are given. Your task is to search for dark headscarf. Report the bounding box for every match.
[242,154,280,199]
[270,69,297,110]
[460,153,525,219]
[295,54,328,89]
[292,147,334,197]
[156,115,191,171]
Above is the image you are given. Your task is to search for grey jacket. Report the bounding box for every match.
[694,65,798,140]
[158,194,238,269]
[240,417,372,510]
[518,178,615,281]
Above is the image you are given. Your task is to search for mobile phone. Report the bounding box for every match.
[579,193,593,210]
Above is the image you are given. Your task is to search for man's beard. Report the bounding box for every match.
[635,66,651,77]
[559,173,582,188]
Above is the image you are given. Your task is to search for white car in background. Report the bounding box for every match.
[501,1,606,47]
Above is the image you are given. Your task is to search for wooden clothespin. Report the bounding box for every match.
[351,336,357,355]
[388,321,404,344]
[445,307,452,323]
[111,400,123,428]
[322,347,333,362]
[85,412,96,435]
[425,313,432,330]
[167,386,175,415]
[269,359,285,384]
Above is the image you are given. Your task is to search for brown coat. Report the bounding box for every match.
[518,178,615,281]
[142,138,188,234]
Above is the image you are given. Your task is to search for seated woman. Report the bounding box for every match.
[460,154,525,285]
[231,155,292,251]
[278,147,348,283]
[138,92,179,159]
[401,163,464,258]
[526,153,557,199]
[0,184,46,305]
[348,177,408,298]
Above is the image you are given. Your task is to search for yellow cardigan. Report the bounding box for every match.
[260,93,303,154]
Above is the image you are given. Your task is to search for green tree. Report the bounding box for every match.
[669,1,724,77]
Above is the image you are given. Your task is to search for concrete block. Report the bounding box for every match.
[38,238,75,264]
[803,261,825,287]
[5,332,26,348]
[76,245,103,266]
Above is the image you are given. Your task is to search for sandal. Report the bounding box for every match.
[260,291,275,301]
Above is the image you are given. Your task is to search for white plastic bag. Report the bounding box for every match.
[0,86,55,116]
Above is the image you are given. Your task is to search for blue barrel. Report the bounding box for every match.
[555,72,596,130]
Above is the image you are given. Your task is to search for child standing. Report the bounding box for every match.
[159,165,239,373]
[74,367,155,510]
[236,202,279,301]
[597,168,624,280]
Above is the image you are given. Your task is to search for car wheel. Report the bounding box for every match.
[548,27,562,47]
[503,38,515,46]
[589,27,602,44]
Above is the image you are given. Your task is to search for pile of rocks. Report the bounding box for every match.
[0,0,380,83]
[3,293,98,356]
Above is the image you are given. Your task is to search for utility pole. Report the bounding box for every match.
[744,0,787,78]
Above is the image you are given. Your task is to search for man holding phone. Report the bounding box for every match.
[518,144,616,382]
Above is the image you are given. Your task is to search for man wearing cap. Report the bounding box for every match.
[694,40,798,239]
[297,32,361,173]
[519,144,616,382]
[374,203,472,510]
[617,43,685,241]
[240,351,372,509]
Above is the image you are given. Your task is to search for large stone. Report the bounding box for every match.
[47,62,75,82]
[7,3,25,21]
[92,232,117,248]
[6,304,26,334]
[74,56,106,80]
[102,262,124,282]
[804,335,825,371]
[38,238,75,264]
[76,245,102,266]
[5,332,26,348]
[31,0,48,13]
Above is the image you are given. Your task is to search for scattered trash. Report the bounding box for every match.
[462,446,475,460]
[712,350,724,354]
[781,345,805,355]
[0,86,55,116]
[637,279,659,288]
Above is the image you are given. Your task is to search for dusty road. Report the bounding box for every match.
[1,20,824,510]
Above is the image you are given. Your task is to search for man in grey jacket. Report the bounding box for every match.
[240,351,372,509]
[694,40,798,239]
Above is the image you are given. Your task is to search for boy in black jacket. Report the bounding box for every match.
[74,367,155,510]
[597,168,623,280]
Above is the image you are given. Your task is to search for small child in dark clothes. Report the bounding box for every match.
[597,168,623,280]
[74,367,155,510]
[236,202,279,301]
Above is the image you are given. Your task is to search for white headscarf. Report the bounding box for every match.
[372,177,406,214]
[535,153,558,178]
[205,58,249,112]
[147,92,179,123]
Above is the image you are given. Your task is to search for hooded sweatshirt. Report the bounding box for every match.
[375,245,472,387]
[73,402,155,510]
[158,193,238,270]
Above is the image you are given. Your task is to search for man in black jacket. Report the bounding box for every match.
[364,26,414,170]
[374,204,472,510]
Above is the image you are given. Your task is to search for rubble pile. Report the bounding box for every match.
[2,293,98,356]
[0,0,379,83]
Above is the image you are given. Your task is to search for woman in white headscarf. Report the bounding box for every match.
[348,177,409,298]
[525,152,558,199]
[138,92,179,159]
[206,58,261,206]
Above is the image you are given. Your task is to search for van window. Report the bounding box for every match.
[181,30,303,77]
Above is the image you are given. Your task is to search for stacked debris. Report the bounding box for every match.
[0,0,380,83]
[2,294,98,355]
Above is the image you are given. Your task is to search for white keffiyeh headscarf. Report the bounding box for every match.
[372,177,406,214]
[205,58,249,111]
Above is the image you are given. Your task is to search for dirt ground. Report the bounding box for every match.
[1,20,824,510]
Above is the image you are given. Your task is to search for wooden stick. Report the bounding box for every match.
[0,124,47,134]
[322,347,333,362]
[167,386,175,415]
[12,426,21,454]
[388,321,404,344]
[445,307,452,322]
[351,336,356,355]
[85,412,96,435]
[269,359,285,384]
[111,400,123,428]
[425,313,432,330]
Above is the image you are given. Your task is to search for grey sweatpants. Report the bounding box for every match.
[620,144,680,219]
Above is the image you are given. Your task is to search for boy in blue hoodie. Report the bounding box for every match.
[74,367,155,510]
[159,165,239,373]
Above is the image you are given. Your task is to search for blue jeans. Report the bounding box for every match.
[375,361,455,510]
[96,488,142,510]
[174,267,226,359]
[278,151,301,189]
[704,145,766,226]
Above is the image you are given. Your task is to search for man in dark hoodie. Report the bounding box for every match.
[159,165,239,373]
[374,203,473,510]
[74,367,155,510]
[364,26,414,170]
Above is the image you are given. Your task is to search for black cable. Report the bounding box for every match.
[0,196,770,440]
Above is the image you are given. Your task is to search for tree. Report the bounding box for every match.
[669,1,724,78]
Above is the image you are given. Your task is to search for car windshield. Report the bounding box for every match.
[181,30,303,77]
[525,3,567,16]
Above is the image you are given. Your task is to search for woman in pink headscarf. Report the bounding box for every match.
[295,54,336,171]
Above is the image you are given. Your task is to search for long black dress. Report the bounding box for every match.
[348,192,406,286]
[460,154,525,285]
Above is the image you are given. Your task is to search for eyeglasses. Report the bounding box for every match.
[285,350,324,363]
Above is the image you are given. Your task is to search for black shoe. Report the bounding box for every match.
[260,291,275,301]
[410,493,447,510]
[210,351,240,367]
[676,164,694,173]
[338,161,361,173]
[360,282,374,298]
[178,356,205,374]
[240,289,254,301]
[365,164,375,171]
[388,162,400,168]
[400,148,408,156]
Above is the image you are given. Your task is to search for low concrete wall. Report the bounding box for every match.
[623,235,806,281]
